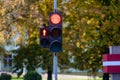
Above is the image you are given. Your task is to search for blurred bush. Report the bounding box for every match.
[24,71,42,80]
[0,73,12,80]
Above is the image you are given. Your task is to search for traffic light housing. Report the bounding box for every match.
[49,12,62,52]
[40,27,50,48]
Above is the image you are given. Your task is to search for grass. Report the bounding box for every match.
[12,76,102,80]
[58,79,102,80]
[55,78,102,80]
[12,77,23,80]
[11,72,103,80]
[12,78,102,80]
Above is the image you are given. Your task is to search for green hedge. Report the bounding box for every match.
[0,73,12,80]
[24,71,42,80]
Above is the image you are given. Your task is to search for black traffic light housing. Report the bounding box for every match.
[49,12,62,52]
[40,27,50,48]
[40,12,62,52]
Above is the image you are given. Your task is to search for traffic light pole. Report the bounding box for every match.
[53,0,58,80]
[53,53,58,80]
[54,0,57,12]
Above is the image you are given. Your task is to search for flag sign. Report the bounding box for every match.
[103,54,120,73]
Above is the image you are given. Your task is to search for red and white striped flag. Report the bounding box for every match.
[103,54,120,73]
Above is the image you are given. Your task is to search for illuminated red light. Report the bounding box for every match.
[42,29,47,36]
[50,13,62,25]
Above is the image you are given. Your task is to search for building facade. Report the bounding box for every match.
[0,53,12,72]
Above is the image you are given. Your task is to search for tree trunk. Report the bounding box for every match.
[47,66,52,80]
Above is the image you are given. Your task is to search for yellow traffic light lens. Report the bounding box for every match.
[50,13,62,24]
[51,28,61,38]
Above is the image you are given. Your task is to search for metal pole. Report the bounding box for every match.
[53,53,58,80]
[103,52,109,80]
[103,73,109,80]
[53,0,58,80]
[54,0,57,12]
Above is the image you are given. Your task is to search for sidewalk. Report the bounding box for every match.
[41,73,100,80]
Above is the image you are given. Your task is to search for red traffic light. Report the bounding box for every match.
[49,12,62,52]
[40,27,50,48]
[41,28,48,37]
[43,29,47,36]
[50,13,62,25]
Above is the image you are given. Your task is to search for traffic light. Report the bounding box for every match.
[40,27,50,48]
[49,12,62,52]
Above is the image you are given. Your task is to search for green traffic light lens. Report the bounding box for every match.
[50,41,62,52]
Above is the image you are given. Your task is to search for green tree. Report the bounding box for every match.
[62,0,120,78]
[10,0,70,77]
[0,45,6,55]
[1,0,120,79]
